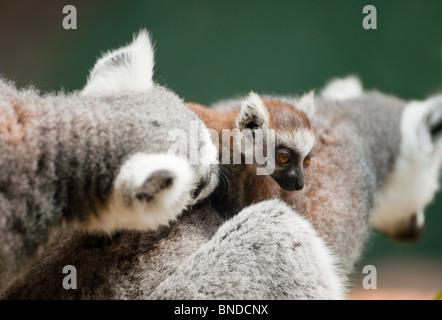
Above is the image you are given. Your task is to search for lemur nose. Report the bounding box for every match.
[284,176,303,191]
[293,172,304,190]
[392,212,425,242]
[295,181,304,190]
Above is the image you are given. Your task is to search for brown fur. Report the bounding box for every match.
[186,99,312,218]
[264,98,311,131]
[187,103,240,138]
[0,100,30,144]
[3,202,223,299]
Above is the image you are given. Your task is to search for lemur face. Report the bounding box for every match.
[264,97,315,192]
[236,92,315,192]
[271,146,312,191]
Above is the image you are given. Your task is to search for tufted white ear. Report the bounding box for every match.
[236,92,269,131]
[296,91,315,121]
[86,153,195,233]
[81,29,155,96]
[402,95,442,156]
[424,95,442,144]
[320,75,363,101]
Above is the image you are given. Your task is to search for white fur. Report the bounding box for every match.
[86,153,195,233]
[236,92,270,130]
[235,92,271,165]
[82,30,154,96]
[149,199,346,299]
[258,201,346,299]
[321,76,363,101]
[416,209,425,230]
[277,129,316,160]
[193,125,220,203]
[234,92,315,171]
[371,96,442,235]
[198,123,219,166]
[296,91,315,120]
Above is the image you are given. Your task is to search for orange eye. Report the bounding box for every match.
[304,154,311,167]
[277,151,290,165]
[279,154,289,163]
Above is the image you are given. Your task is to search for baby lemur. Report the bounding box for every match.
[187,92,315,218]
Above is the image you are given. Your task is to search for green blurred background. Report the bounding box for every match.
[0,0,441,289]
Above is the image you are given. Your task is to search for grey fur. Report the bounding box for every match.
[4,84,433,300]
[148,200,345,300]
[3,202,223,299]
[211,91,405,274]
[3,31,442,300]
[1,32,347,300]
[0,32,218,294]
[212,88,442,277]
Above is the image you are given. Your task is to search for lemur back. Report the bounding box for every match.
[0,30,218,294]
[187,92,315,218]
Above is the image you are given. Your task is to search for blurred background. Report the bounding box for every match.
[0,0,441,299]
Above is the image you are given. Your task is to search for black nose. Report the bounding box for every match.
[392,214,425,243]
[271,168,304,192]
[294,180,304,190]
[275,175,304,192]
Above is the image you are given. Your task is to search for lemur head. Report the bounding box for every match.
[371,95,442,242]
[236,92,315,191]
[81,30,218,231]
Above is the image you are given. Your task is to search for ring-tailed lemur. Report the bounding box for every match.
[119,76,442,297]
[3,34,441,299]
[187,92,315,218]
[149,76,442,297]
[1,32,343,300]
[0,30,218,294]
[211,76,442,277]
[320,76,442,241]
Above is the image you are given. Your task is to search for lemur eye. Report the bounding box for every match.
[303,153,312,168]
[277,150,291,166]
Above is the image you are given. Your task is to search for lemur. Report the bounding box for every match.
[187,91,315,218]
[211,77,442,277]
[3,30,442,300]
[0,30,219,294]
[1,31,345,300]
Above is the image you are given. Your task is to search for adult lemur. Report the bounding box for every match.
[2,32,442,299]
[1,31,344,300]
[0,31,219,294]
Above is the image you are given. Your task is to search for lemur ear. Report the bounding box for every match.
[81,29,154,96]
[424,95,442,143]
[236,92,269,131]
[402,95,442,155]
[296,91,315,121]
[320,75,363,101]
